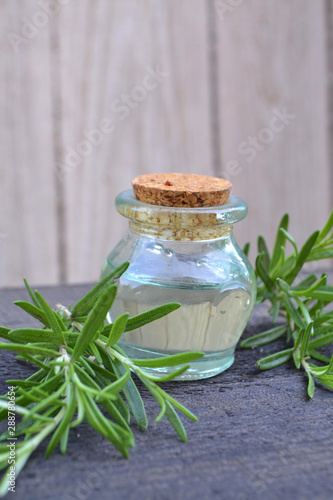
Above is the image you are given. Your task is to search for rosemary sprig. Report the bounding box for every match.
[241,209,333,398]
[0,264,203,496]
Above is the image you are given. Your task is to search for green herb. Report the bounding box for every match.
[0,264,203,496]
[241,209,333,398]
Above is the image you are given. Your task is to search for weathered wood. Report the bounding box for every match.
[0,1,59,287]
[55,0,213,283]
[0,0,332,288]
[214,0,331,256]
[0,272,332,500]
[325,0,333,203]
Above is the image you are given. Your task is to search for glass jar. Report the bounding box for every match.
[101,189,256,380]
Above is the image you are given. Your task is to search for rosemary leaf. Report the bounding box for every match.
[103,302,181,335]
[256,349,293,370]
[111,357,148,429]
[14,301,49,326]
[34,291,66,344]
[269,213,289,272]
[315,207,333,243]
[106,312,129,347]
[307,372,315,398]
[240,325,287,349]
[285,230,320,285]
[2,328,62,347]
[71,262,129,318]
[131,351,203,368]
[257,235,270,269]
[164,400,187,442]
[71,283,117,362]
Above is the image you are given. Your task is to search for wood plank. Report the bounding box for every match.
[325,0,333,210]
[214,0,331,260]
[0,0,59,287]
[0,273,333,500]
[55,0,213,283]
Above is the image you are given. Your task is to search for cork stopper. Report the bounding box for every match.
[132,173,232,208]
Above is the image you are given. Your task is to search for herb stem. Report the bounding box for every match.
[95,338,134,368]
[0,263,201,493]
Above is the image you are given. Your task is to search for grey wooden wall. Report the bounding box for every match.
[1,0,332,287]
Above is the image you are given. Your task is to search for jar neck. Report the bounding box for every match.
[129,221,233,241]
[116,190,247,242]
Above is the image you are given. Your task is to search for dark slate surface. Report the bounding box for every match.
[0,276,332,500]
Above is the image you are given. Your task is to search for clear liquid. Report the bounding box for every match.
[110,277,251,355]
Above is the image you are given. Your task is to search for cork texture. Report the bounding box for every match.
[132,173,232,207]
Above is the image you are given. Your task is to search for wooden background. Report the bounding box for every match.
[0,0,332,287]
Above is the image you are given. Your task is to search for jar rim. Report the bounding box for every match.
[116,190,248,228]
